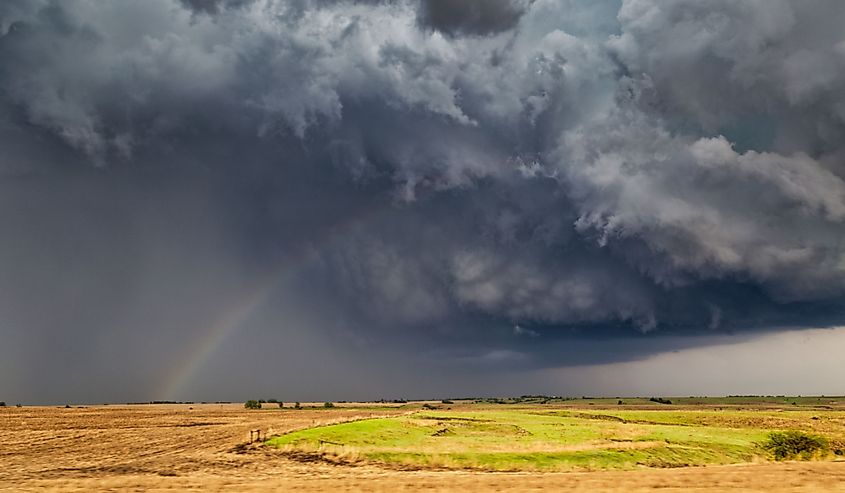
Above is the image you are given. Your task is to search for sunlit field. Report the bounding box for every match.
[269,400,845,471]
[4,398,845,492]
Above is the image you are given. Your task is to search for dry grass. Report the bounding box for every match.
[2,403,845,491]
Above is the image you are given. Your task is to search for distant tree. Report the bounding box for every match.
[0,402,5,407]
[244,400,262,410]
[294,402,301,409]
[618,400,623,405]
[441,399,453,404]
[323,401,335,408]
[278,401,284,408]
[267,398,277,403]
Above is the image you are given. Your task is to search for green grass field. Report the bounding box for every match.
[267,402,845,471]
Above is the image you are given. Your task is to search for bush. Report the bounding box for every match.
[294,402,301,409]
[0,402,5,407]
[422,403,437,410]
[441,399,453,404]
[649,397,673,405]
[323,401,335,408]
[764,431,828,460]
[278,401,284,408]
[244,400,262,410]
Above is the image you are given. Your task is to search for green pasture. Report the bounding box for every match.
[266,407,845,471]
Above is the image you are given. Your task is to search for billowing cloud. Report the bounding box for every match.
[610,0,845,153]
[2,0,845,402]
[558,107,845,301]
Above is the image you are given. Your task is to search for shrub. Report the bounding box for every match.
[267,399,277,403]
[323,401,335,408]
[441,399,453,404]
[422,403,437,410]
[294,402,301,409]
[764,431,828,460]
[649,397,673,405]
[0,402,5,407]
[278,401,284,408]
[244,400,262,410]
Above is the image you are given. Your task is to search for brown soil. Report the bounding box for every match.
[2,403,845,492]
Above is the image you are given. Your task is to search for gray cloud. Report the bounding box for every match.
[557,105,845,302]
[178,0,255,15]
[2,0,845,403]
[610,0,845,154]
[417,0,530,36]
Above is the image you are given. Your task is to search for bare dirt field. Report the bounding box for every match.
[3,403,845,492]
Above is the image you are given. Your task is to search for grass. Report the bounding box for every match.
[267,405,845,471]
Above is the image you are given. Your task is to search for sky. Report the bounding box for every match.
[2,0,845,404]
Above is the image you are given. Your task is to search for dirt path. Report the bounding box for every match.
[3,404,845,492]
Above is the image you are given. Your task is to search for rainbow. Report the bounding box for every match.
[157,202,384,401]
[157,255,293,401]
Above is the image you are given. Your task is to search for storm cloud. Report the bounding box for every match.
[2,0,845,403]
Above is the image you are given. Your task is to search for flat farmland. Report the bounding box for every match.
[3,400,845,492]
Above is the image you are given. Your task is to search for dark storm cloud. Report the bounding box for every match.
[417,0,530,36]
[2,0,845,403]
[178,0,255,15]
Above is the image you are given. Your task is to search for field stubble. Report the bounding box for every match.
[3,401,845,491]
